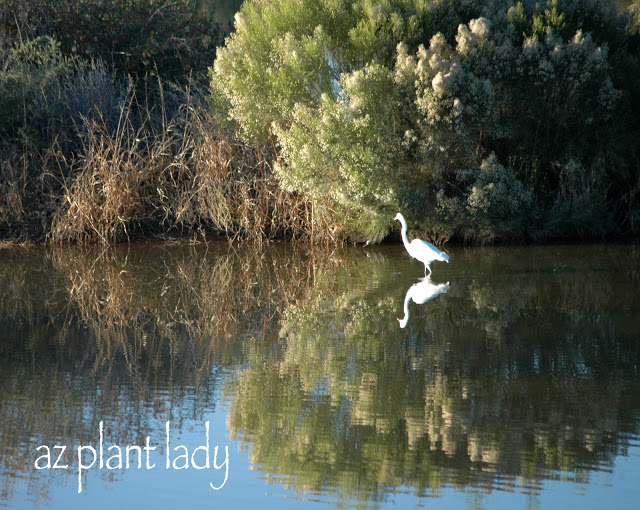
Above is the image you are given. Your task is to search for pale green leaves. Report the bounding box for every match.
[212,0,638,242]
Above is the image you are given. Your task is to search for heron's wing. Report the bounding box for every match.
[410,239,449,261]
[409,238,439,251]
[409,239,441,258]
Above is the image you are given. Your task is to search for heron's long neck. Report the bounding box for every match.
[399,291,411,328]
[399,219,410,250]
[403,291,411,317]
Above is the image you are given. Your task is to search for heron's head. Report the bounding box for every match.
[394,213,402,221]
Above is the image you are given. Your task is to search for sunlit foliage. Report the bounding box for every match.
[212,0,640,242]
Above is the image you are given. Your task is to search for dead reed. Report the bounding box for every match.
[45,79,338,244]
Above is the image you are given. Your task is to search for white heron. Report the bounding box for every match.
[398,276,450,328]
[395,212,450,276]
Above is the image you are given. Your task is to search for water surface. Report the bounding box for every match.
[0,242,639,509]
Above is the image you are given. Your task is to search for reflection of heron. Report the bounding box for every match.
[398,277,450,328]
[395,212,449,276]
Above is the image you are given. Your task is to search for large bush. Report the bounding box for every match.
[212,0,640,242]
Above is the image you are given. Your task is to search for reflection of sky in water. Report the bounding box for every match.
[1,243,639,509]
[28,418,640,510]
[24,411,640,510]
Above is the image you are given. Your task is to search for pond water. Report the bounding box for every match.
[1,242,639,509]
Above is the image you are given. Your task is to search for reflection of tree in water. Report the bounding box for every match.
[225,246,640,505]
[0,243,344,504]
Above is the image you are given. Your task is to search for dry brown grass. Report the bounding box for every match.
[0,40,342,245]
[44,80,339,244]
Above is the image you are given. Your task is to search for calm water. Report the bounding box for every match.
[0,242,639,509]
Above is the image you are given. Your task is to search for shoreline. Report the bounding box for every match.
[2,234,639,250]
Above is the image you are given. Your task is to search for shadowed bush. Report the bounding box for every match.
[1,0,223,83]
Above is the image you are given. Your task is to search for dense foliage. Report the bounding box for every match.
[1,0,222,82]
[213,0,640,242]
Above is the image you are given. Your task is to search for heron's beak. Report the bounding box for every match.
[396,318,401,322]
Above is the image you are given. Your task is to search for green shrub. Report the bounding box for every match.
[212,0,640,242]
[464,154,534,242]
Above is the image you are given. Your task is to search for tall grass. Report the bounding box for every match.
[0,36,339,243]
[46,79,336,242]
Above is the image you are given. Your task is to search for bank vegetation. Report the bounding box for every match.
[1,0,639,244]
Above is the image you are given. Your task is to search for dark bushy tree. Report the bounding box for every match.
[1,0,222,82]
